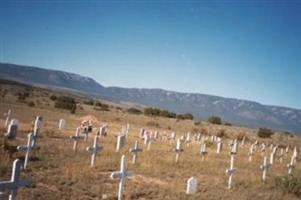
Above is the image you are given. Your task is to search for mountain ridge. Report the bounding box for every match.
[1,62,300,133]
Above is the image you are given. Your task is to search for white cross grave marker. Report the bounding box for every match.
[70,127,83,151]
[260,156,269,182]
[4,109,11,128]
[86,136,102,167]
[17,133,34,169]
[174,138,184,163]
[248,144,255,162]
[116,134,126,152]
[129,140,142,164]
[216,137,223,154]
[287,154,295,174]
[58,119,65,130]
[110,155,133,200]
[186,177,197,194]
[0,159,31,200]
[225,155,236,189]
[200,143,208,161]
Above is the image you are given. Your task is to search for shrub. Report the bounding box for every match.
[146,121,160,127]
[50,95,57,101]
[208,116,222,125]
[194,121,202,126]
[275,175,301,197]
[55,96,76,113]
[28,101,35,107]
[127,107,142,115]
[216,129,226,138]
[257,128,274,138]
[84,99,94,105]
[224,122,232,126]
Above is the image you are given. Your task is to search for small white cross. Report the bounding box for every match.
[0,159,31,200]
[86,136,102,167]
[174,139,183,163]
[70,127,83,151]
[17,133,34,169]
[129,140,142,164]
[110,155,133,200]
[260,156,269,182]
[200,143,208,161]
[225,155,236,189]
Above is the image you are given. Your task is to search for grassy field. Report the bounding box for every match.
[0,82,300,200]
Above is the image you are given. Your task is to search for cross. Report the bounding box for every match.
[248,144,255,162]
[110,155,133,200]
[116,134,126,152]
[97,124,108,137]
[200,143,208,161]
[186,132,191,147]
[260,156,269,182]
[86,136,102,167]
[230,139,238,155]
[32,116,43,148]
[216,138,223,154]
[58,119,65,130]
[279,148,284,163]
[287,154,295,175]
[70,127,83,151]
[17,133,34,169]
[225,155,236,189]
[174,139,183,163]
[3,109,11,128]
[0,159,31,200]
[129,140,142,164]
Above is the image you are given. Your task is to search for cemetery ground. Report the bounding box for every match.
[0,83,301,199]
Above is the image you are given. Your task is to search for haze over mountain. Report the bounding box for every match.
[1,63,301,133]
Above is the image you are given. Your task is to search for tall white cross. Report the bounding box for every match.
[174,138,183,163]
[70,127,83,151]
[216,138,223,154]
[110,155,133,200]
[86,136,102,167]
[287,154,295,174]
[4,109,11,128]
[225,155,236,189]
[260,156,269,182]
[17,133,34,169]
[0,159,31,200]
[200,143,208,161]
[129,140,142,164]
[248,144,255,162]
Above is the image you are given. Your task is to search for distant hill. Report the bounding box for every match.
[1,62,301,133]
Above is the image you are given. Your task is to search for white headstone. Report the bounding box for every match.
[4,119,18,139]
[260,156,269,182]
[174,139,183,163]
[186,177,197,194]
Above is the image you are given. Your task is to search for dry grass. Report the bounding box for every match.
[0,84,300,200]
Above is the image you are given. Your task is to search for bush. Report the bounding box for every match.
[208,116,222,125]
[224,122,232,126]
[127,107,142,115]
[275,175,301,197]
[54,96,76,113]
[257,128,274,138]
[146,121,160,127]
[50,95,57,101]
[84,99,95,105]
[194,121,202,126]
[216,129,226,138]
[28,101,35,107]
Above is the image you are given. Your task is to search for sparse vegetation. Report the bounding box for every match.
[275,175,301,197]
[27,101,35,107]
[208,116,222,125]
[257,128,274,138]
[54,96,77,113]
[127,107,143,115]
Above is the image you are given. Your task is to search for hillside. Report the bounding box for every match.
[1,63,301,133]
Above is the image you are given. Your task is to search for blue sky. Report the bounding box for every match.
[1,1,301,109]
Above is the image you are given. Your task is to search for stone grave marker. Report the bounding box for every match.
[216,137,223,154]
[186,177,197,194]
[4,119,18,139]
[287,154,295,174]
[200,143,208,161]
[0,159,31,200]
[4,109,11,128]
[110,155,133,200]
[248,144,255,162]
